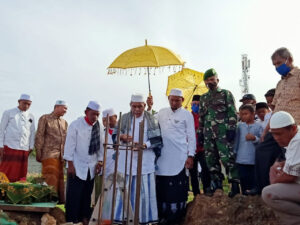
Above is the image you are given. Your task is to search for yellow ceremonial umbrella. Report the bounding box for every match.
[108,40,185,95]
[166,68,208,110]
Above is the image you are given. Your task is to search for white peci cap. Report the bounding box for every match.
[131,93,145,103]
[87,101,101,112]
[270,111,295,129]
[102,108,116,118]
[169,88,183,97]
[55,100,67,106]
[19,94,32,101]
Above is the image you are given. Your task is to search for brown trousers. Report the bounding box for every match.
[262,183,300,225]
[42,158,65,203]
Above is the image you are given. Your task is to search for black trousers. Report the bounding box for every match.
[156,168,189,224]
[189,151,211,195]
[65,171,95,223]
[237,164,255,194]
[255,132,285,194]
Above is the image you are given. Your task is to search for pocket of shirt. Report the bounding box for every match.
[171,119,185,129]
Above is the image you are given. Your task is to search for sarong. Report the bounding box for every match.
[113,173,158,225]
[156,168,189,224]
[42,158,65,203]
[0,146,29,182]
[65,171,94,223]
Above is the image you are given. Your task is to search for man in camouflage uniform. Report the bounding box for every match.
[199,68,240,197]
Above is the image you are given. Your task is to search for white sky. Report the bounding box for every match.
[1,0,300,123]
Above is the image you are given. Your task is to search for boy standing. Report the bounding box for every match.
[234,104,263,194]
[255,102,270,126]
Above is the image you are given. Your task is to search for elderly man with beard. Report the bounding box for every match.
[199,68,240,197]
[156,88,196,225]
[113,94,162,225]
[249,48,300,195]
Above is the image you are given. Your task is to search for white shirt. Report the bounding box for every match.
[262,112,272,130]
[118,114,155,175]
[156,107,196,176]
[0,107,35,151]
[283,127,300,184]
[63,117,104,180]
[103,128,115,178]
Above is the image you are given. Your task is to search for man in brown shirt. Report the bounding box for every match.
[271,48,300,123]
[35,100,68,203]
[251,47,298,195]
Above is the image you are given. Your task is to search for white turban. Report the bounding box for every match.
[55,100,67,106]
[131,93,145,103]
[87,101,101,112]
[19,94,32,101]
[270,111,295,129]
[102,108,116,118]
[169,88,183,97]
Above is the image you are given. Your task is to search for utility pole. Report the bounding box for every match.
[239,54,250,95]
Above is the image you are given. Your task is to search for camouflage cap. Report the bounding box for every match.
[203,68,218,80]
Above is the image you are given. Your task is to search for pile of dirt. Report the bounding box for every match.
[49,207,66,224]
[183,190,279,225]
[6,207,65,225]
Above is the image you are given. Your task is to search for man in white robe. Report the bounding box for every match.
[64,101,104,225]
[156,88,196,225]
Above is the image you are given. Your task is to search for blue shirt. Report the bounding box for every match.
[234,121,263,165]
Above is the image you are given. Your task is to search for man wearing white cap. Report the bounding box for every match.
[156,88,196,224]
[0,94,35,182]
[35,100,68,203]
[101,108,117,178]
[113,93,162,224]
[262,111,300,225]
[92,108,118,204]
[63,101,104,225]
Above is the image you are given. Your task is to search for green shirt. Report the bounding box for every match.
[199,87,237,135]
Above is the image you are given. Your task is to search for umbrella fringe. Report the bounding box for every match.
[107,65,183,76]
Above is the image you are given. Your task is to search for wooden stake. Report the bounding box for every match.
[133,118,145,225]
[110,112,123,223]
[97,114,110,224]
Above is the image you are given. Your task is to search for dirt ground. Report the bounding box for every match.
[183,190,279,225]
[5,207,65,225]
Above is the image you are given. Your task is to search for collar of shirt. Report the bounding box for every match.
[170,107,182,113]
[16,107,28,116]
[50,112,61,119]
[285,126,300,150]
[283,66,299,79]
[84,116,93,126]
[208,87,222,94]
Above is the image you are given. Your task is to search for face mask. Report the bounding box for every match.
[207,82,217,90]
[276,59,291,76]
[191,104,199,113]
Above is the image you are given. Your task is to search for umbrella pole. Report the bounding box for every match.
[185,85,198,108]
[147,67,151,96]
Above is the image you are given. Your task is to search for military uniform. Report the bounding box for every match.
[199,87,239,184]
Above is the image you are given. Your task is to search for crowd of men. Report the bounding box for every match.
[0,47,299,225]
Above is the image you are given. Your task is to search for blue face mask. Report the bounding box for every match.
[276,60,291,76]
[191,104,199,113]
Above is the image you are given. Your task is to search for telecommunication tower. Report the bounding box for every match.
[239,54,250,95]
